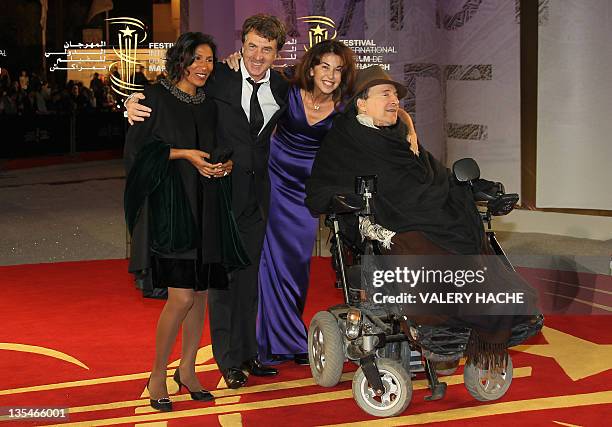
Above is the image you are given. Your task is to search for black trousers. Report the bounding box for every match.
[208,193,266,370]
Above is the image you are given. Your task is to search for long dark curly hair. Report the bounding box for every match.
[165,32,217,83]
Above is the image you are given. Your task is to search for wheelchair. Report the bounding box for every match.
[307,158,544,418]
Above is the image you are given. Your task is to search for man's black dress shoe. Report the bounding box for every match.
[173,370,214,401]
[241,358,278,376]
[222,367,248,389]
[294,353,309,366]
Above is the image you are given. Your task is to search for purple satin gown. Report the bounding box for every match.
[257,85,337,362]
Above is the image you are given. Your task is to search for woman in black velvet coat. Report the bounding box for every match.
[124,33,233,411]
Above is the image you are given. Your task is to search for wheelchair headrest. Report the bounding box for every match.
[452,158,480,183]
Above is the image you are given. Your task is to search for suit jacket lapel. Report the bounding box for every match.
[228,69,251,125]
[257,71,287,138]
[227,69,243,107]
[212,65,288,142]
[211,65,250,126]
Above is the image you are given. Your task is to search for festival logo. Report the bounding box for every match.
[274,16,337,66]
[106,17,148,98]
[297,16,337,50]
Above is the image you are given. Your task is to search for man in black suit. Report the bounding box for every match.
[126,16,289,389]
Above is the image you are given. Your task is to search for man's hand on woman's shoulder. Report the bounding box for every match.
[222,51,242,72]
[125,92,151,125]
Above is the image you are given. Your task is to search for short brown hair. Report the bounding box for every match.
[292,40,356,105]
[241,14,286,51]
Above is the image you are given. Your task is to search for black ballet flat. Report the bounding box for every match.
[146,377,173,412]
[173,370,214,401]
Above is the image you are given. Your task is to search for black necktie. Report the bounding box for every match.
[246,78,264,140]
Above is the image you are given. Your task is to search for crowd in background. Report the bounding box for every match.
[0,67,164,115]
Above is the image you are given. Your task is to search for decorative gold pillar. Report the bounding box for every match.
[171,0,181,39]
[180,0,189,34]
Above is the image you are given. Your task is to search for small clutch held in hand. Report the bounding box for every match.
[210,147,233,164]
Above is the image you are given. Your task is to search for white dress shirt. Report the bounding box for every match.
[240,60,280,135]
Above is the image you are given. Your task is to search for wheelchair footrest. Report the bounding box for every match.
[424,382,447,401]
[425,383,446,401]
[424,358,447,401]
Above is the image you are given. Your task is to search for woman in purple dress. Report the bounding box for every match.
[256,41,357,364]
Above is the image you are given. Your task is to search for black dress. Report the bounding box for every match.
[124,80,226,291]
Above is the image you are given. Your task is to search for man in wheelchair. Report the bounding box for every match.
[304,65,542,417]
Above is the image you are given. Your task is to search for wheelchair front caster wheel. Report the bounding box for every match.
[352,358,412,417]
[464,354,513,401]
[308,311,345,387]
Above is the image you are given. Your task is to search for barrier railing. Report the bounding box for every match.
[0,112,126,158]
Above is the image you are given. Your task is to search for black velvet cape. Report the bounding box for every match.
[305,112,484,255]
[124,83,248,279]
[125,139,198,254]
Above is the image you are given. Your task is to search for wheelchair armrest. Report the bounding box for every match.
[487,193,519,216]
[329,193,365,214]
[474,191,496,202]
[472,179,505,202]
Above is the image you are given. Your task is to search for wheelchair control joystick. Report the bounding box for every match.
[355,175,377,216]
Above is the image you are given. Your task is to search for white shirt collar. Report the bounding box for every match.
[240,59,271,84]
[356,114,379,129]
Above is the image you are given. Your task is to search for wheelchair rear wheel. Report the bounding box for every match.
[463,354,513,401]
[308,311,345,387]
[352,358,412,417]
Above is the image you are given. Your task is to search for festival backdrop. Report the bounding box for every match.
[201,0,524,196]
[34,0,523,196]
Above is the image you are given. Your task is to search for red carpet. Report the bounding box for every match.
[0,258,610,426]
